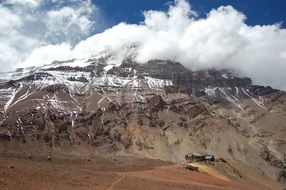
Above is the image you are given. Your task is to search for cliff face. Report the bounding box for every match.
[0,57,285,180]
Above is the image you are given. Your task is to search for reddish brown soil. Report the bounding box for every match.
[0,151,259,190]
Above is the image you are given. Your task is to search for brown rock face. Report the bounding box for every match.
[147,95,167,111]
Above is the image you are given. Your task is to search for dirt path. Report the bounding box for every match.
[117,166,253,190]
[189,163,231,182]
[108,175,125,190]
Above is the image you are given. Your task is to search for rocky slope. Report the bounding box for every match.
[0,56,285,182]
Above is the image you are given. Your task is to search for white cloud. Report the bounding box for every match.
[0,6,40,71]
[21,43,73,68]
[0,6,22,30]
[4,0,41,8]
[0,0,99,71]
[45,0,97,44]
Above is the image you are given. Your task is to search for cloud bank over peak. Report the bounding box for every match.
[73,0,286,90]
[2,0,286,90]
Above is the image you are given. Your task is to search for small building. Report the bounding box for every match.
[205,155,215,161]
[185,152,215,162]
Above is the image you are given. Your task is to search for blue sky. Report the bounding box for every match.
[93,0,286,29]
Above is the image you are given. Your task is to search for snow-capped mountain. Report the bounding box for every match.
[0,55,285,181]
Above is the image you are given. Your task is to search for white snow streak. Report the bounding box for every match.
[242,88,266,109]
